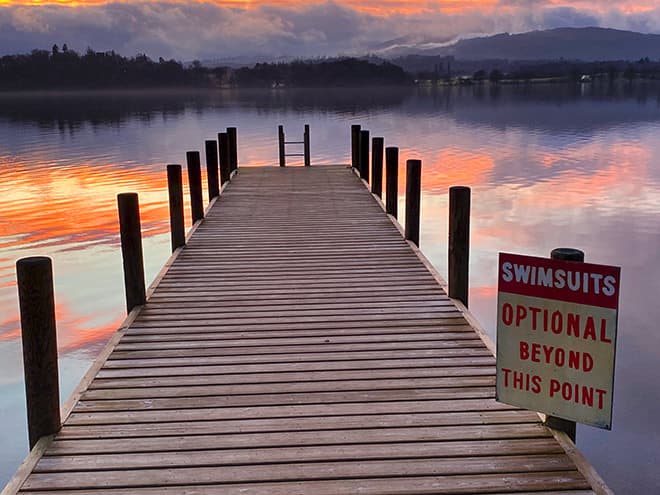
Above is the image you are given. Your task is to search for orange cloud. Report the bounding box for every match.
[0,0,507,16]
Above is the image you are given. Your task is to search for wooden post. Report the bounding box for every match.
[304,124,311,167]
[117,192,146,313]
[371,137,384,197]
[544,247,584,443]
[385,147,399,218]
[186,151,204,223]
[351,124,361,170]
[405,159,421,246]
[278,125,286,167]
[227,127,238,172]
[218,132,231,185]
[15,256,61,448]
[359,130,370,182]
[448,186,471,307]
[167,164,185,252]
[205,140,220,199]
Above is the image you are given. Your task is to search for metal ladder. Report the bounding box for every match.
[278,124,310,167]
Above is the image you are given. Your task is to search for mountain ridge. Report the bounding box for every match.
[376,27,660,62]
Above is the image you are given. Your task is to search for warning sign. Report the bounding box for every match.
[496,252,620,429]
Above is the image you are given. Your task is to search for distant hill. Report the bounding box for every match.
[379,27,660,62]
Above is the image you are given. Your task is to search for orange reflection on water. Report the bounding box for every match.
[410,148,495,196]
[520,142,650,210]
[0,301,122,352]
[0,155,205,356]
[55,305,125,353]
[0,162,175,251]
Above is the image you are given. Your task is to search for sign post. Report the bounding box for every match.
[496,252,620,432]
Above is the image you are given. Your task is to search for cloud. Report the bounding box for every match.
[0,1,658,60]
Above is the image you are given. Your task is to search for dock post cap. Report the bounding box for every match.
[551,248,585,262]
[16,256,52,269]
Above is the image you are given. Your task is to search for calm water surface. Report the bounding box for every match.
[1,85,660,493]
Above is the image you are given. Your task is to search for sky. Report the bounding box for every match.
[0,1,659,61]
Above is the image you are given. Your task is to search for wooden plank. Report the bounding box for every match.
[66,398,517,425]
[119,328,477,341]
[74,387,498,412]
[35,438,564,472]
[57,410,540,440]
[103,349,498,368]
[126,319,469,333]
[112,334,482,351]
[19,481,594,495]
[81,376,497,400]
[94,356,497,378]
[89,366,495,389]
[22,455,579,490]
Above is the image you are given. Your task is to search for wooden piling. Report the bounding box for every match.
[117,192,146,313]
[448,186,471,307]
[545,247,584,443]
[16,256,61,449]
[371,137,384,197]
[227,127,238,172]
[218,132,231,184]
[404,159,421,246]
[385,147,399,218]
[359,130,370,182]
[304,124,311,167]
[167,164,185,252]
[351,124,361,170]
[278,125,285,167]
[186,151,204,223]
[205,140,220,199]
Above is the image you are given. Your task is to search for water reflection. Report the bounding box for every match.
[1,84,660,493]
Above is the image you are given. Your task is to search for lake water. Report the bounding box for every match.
[1,84,660,493]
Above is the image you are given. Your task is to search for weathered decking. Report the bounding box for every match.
[8,165,606,494]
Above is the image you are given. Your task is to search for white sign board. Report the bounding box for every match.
[496,252,620,429]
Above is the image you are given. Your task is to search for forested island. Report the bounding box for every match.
[1,44,659,90]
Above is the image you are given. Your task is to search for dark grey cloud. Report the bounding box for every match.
[0,1,658,60]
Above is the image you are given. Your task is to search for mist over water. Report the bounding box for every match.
[1,83,660,492]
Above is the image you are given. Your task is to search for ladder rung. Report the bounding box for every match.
[285,153,305,157]
[284,141,305,144]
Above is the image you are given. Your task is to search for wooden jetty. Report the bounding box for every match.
[5,159,611,494]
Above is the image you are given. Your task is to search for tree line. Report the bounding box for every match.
[0,45,217,89]
[0,46,411,89]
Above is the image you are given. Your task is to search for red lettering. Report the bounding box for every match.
[600,319,612,344]
[584,316,597,340]
[519,341,529,360]
[542,344,553,363]
[529,306,541,330]
[549,379,560,397]
[530,343,541,362]
[516,305,527,326]
[501,368,511,387]
[583,352,594,372]
[567,313,580,337]
[551,311,563,334]
[531,375,542,394]
[513,371,523,389]
[502,303,513,325]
